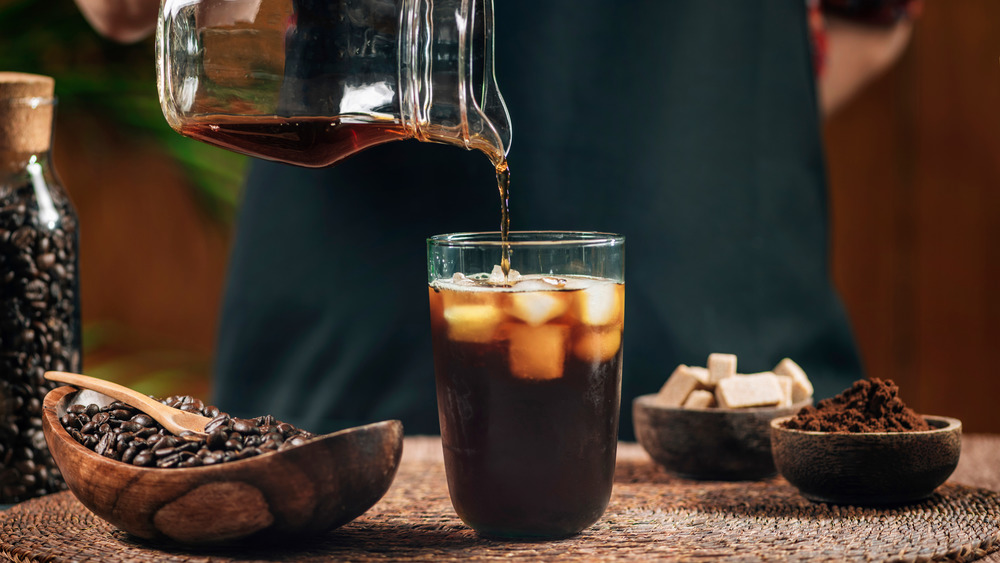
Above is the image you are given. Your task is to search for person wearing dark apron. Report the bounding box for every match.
[209,0,868,439]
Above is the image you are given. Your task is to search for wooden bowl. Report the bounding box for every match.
[633,394,810,481]
[41,386,403,544]
[770,414,962,505]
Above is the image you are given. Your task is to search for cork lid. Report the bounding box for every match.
[0,72,56,154]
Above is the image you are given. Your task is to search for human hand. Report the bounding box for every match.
[819,11,919,116]
[73,0,159,43]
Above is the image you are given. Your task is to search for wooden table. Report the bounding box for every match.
[2,435,1000,562]
[952,435,1000,562]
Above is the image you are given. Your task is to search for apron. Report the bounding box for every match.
[212,0,861,438]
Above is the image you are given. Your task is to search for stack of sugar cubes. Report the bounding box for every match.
[654,354,813,409]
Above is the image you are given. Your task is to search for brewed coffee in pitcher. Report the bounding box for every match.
[157,0,511,168]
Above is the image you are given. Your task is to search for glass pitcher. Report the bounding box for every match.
[156,0,511,168]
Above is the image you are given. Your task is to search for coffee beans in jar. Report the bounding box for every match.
[0,73,81,502]
[60,395,314,468]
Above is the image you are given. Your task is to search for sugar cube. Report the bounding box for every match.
[715,373,783,408]
[774,357,813,402]
[707,353,737,385]
[683,389,716,409]
[655,365,707,407]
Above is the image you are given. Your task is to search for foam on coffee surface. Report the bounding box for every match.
[653,355,813,410]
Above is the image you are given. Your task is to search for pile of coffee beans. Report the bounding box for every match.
[60,395,315,468]
[0,181,80,501]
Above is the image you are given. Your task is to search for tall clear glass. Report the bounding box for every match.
[156,0,511,167]
[427,231,625,538]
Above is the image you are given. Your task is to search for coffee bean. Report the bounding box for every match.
[119,421,141,433]
[131,414,154,428]
[94,433,113,457]
[154,447,177,458]
[157,453,182,468]
[60,414,80,429]
[60,393,314,470]
[10,226,35,249]
[204,414,229,433]
[177,442,200,454]
[232,419,258,435]
[132,452,154,467]
[22,280,46,301]
[177,457,202,468]
[207,429,227,449]
[109,409,133,420]
[35,253,55,271]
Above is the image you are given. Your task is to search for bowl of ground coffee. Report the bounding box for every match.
[42,385,403,544]
[770,378,961,506]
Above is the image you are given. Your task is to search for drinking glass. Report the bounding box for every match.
[427,231,625,538]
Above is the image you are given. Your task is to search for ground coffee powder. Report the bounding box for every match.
[782,378,930,432]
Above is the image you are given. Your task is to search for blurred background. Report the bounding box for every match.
[1,1,998,430]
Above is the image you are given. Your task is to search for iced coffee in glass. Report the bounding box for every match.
[427,232,625,539]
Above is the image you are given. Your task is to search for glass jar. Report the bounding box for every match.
[0,72,80,502]
[156,0,511,167]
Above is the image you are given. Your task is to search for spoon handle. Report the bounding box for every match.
[45,371,211,437]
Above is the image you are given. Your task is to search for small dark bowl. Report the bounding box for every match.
[633,394,811,481]
[770,414,962,505]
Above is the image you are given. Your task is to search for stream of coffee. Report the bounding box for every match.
[495,159,511,279]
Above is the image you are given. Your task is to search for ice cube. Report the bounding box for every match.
[487,265,520,285]
[443,304,503,343]
[578,282,622,326]
[541,276,567,288]
[508,292,568,326]
[573,329,622,362]
[508,324,568,381]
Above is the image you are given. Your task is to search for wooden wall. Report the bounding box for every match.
[54,113,229,399]
[51,0,1000,430]
[826,0,1000,432]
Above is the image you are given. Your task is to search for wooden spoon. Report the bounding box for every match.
[44,371,212,437]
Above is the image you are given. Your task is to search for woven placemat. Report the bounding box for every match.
[2,442,1000,562]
